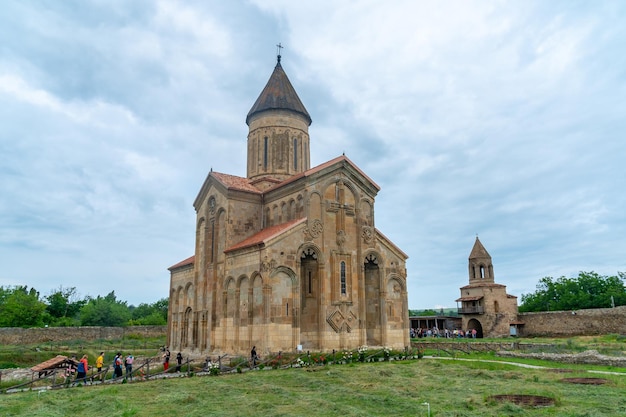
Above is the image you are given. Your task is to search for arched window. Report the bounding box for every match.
[308,271,312,294]
[340,261,346,295]
[263,136,268,169]
[289,200,296,220]
[297,195,304,218]
[210,220,215,263]
[293,138,298,170]
[301,248,318,299]
[480,265,485,279]
[265,207,271,227]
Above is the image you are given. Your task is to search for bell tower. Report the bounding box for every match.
[245,51,312,190]
[468,236,494,284]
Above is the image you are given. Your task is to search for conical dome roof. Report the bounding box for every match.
[246,58,312,126]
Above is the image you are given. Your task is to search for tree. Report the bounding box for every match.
[519,271,626,312]
[0,286,46,327]
[44,286,85,326]
[129,298,169,325]
[417,309,439,316]
[152,297,169,322]
[80,291,131,326]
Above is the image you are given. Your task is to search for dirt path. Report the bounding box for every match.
[430,356,626,375]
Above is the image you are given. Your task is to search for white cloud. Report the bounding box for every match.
[0,73,66,114]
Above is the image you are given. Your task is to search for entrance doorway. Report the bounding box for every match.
[467,318,483,338]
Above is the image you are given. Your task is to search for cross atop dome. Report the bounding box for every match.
[276,42,283,63]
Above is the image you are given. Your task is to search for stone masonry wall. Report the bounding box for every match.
[0,325,166,346]
[518,306,626,336]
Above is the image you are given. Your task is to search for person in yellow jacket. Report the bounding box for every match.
[96,351,104,381]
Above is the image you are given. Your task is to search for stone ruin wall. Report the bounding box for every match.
[518,305,626,337]
[0,325,166,346]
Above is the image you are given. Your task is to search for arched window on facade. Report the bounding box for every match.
[340,261,346,295]
[289,200,296,220]
[263,136,268,169]
[265,207,271,227]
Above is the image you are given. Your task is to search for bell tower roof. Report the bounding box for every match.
[246,56,312,126]
[469,236,491,260]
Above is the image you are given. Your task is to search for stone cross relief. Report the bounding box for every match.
[325,181,355,250]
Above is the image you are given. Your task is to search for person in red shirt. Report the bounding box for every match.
[76,354,89,384]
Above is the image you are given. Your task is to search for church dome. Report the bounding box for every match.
[246,57,312,126]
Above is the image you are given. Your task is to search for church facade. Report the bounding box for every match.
[167,56,409,355]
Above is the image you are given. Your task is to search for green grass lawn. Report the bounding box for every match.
[1,335,625,416]
[0,335,166,369]
[1,358,624,416]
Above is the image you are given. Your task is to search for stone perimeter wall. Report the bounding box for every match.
[518,305,626,336]
[1,306,624,344]
[0,326,166,346]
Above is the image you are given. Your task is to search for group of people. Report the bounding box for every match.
[161,346,185,372]
[411,327,478,339]
[111,352,135,380]
[64,351,136,384]
[453,328,478,338]
[62,347,187,386]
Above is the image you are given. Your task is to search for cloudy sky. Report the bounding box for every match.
[1,1,624,308]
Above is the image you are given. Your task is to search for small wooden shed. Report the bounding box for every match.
[30,355,78,378]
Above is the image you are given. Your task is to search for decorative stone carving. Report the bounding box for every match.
[304,219,323,241]
[326,201,355,216]
[365,253,378,265]
[301,247,318,260]
[309,219,323,238]
[326,309,358,333]
[208,196,216,215]
[361,226,374,244]
[260,256,276,273]
[336,230,346,250]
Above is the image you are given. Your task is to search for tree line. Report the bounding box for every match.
[519,271,626,312]
[0,286,168,328]
[409,272,625,316]
[2,271,623,327]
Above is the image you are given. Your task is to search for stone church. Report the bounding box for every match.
[456,237,519,337]
[167,55,409,355]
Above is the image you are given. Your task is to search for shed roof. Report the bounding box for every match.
[455,295,484,302]
[31,355,77,372]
